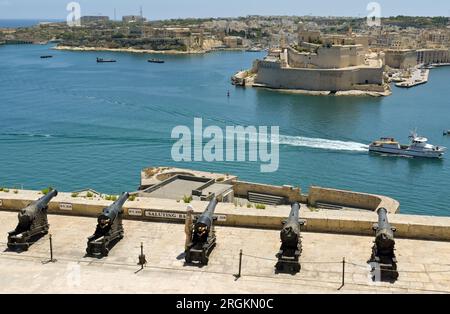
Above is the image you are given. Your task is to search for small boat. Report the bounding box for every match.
[443,130,450,136]
[369,131,446,159]
[40,55,53,59]
[97,57,116,63]
[246,47,263,52]
[147,59,165,64]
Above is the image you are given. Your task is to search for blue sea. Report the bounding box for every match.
[0,43,449,216]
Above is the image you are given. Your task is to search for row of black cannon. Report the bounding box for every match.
[5,189,218,264]
[5,189,398,280]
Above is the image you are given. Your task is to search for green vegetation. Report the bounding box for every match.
[13,190,18,194]
[128,195,136,201]
[309,38,323,45]
[255,204,266,210]
[383,16,449,29]
[104,194,117,201]
[0,187,3,192]
[86,191,94,198]
[216,177,225,182]
[292,45,312,53]
[2,188,10,193]
[247,203,253,208]
[41,187,53,195]
[71,192,79,198]
[183,195,193,203]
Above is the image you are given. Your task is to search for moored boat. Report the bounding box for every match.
[40,55,53,59]
[369,132,446,159]
[97,57,116,63]
[148,59,165,63]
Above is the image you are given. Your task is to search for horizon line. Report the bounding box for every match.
[0,14,449,21]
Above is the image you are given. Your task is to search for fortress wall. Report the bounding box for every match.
[287,46,364,69]
[1,190,449,241]
[308,186,400,214]
[232,181,303,203]
[255,58,384,91]
[0,186,450,241]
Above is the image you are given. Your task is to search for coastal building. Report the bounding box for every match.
[297,22,321,44]
[385,49,418,69]
[223,36,244,48]
[417,48,450,64]
[244,22,388,95]
[122,15,147,23]
[251,45,386,94]
[80,16,110,24]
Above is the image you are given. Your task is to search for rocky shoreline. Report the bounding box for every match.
[234,73,392,97]
[53,45,206,55]
[252,85,392,97]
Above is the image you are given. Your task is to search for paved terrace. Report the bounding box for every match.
[1,212,450,294]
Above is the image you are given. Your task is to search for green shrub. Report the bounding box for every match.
[41,187,53,195]
[71,192,79,198]
[111,195,118,201]
[0,187,3,192]
[183,195,193,203]
[216,177,225,182]
[247,203,252,208]
[104,195,111,201]
[86,191,94,198]
[128,195,136,201]
[3,188,10,193]
[14,190,18,194]
[255,204,266,210]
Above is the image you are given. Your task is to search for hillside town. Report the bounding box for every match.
[1,15,449,94]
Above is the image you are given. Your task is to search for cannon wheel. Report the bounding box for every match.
[201,254,209,266]
[185,251,192,264]
[101,246,109,257]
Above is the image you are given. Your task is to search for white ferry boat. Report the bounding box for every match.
[369,132,446,158]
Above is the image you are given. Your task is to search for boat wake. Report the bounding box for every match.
[277,135,369,152]
[0,132,52,138]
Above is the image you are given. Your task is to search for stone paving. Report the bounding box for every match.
[1,211,450,294]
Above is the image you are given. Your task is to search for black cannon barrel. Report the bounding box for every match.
[280,202,301,245]
[376,208,393,237]
[195,197,218,229]
[97,192,129,224]
[374,207,395,252]
[18,189,58,226]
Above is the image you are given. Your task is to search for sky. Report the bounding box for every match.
[0,0,449,20]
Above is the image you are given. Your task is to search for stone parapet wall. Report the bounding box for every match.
[308,186,400,214]
[1,189,447,241]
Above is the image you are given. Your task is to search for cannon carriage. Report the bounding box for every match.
[275,202,306,274]
[7,189,58,251]
[368,207,399,281]
[185,198,218,265]
[86,192,129,257]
